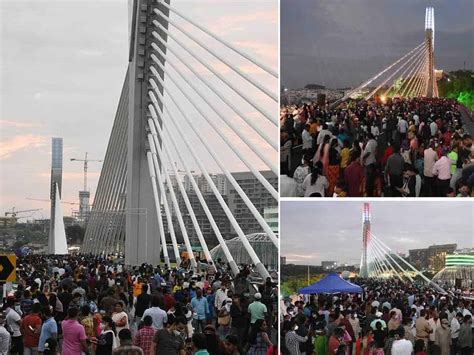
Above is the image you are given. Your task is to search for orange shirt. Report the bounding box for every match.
[133,282,143,298]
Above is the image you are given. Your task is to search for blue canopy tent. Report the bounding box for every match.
[298,272,363,294]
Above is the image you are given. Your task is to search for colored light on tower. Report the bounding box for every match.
[363,203,371,222]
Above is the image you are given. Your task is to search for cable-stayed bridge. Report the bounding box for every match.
[337,7,440,103]
[359,203,446,294]
[81,0,278,279]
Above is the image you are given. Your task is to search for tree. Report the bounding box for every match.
[66,225,85,244]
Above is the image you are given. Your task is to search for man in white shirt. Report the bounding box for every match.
[451,312,462,355]
[302,124,313,152]
[423,141,438,197]
[5,298,22,355]
[0,313,11,355]
[391,327,413,355]
[214,284,228,311]
[430,120,438,137]
[362,133,377,197]
[141,295,168,330]
[397,116,408,140]
[432,150,452,196]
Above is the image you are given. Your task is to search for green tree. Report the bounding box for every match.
[66,225,85,244]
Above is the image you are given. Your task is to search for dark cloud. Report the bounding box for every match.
[281,0,474,88]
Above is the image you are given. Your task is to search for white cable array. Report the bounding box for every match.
[339,42,425,101]
[147,70,279,247]
[146,97,270,279]
[371,236,414,282]
[156,0,278,78]
[365,44,426,100]
[148,124,214,265]
[148,125,197,268]
[147,97,240,276]
[153,8,277,102]
[150,73,278,248]
[369,240,404,282]
[147,134,181,267]
[145,150,170,267]
[151,25,276,126]
[370,232,447,293]
[148,47,278,174]
[369,240,392,276]
[383,45,428,97]
[411,59,428,98]
[149,38,278,152]
[399,46,428,97]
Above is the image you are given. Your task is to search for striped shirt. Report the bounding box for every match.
[285,330,307,355]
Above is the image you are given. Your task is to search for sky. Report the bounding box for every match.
[0,0,278,219]
[281,201,474,266]
[281,0,474,89]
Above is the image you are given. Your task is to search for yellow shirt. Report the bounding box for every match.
[133,282,143,298]
[340,148,350,168]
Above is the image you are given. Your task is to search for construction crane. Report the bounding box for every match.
[4,208,42,218]
[70,152,103,191]
[26,198,79,205]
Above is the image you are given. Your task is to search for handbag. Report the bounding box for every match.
[217,309,231,326]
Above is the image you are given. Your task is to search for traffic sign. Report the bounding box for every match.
[0,255,16,282]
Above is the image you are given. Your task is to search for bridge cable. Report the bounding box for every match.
[156,0,278,78]
[150,28,276,126]
[153,8,277,102]
[147,98,239,276]
[147,73,278,247]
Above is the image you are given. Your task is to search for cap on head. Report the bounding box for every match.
[254,293,262,300]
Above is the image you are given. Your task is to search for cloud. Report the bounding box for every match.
[0,134,48,160]
[207,11,277,35]
[0,120,42,128]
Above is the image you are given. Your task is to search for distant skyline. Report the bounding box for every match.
[281,0,474,89]
[0,0,277,219]
[281,201,474,266]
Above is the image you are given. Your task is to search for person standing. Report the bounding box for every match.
[385,144,405,197]
[450,313,462,355]
[113,329,143,355]
[423,140,438,196]
[5,297,23,355]
[432,150,452,197]
[191,289,208,334]
[150,316,186,355]
[435,319,451,355]
[20,303,42,355]
[362,133,378,197]
[61,307,88,355]
[141,296,167,331]
[133,316,155,355]
[0,312,11,355]
[458,315,472,355]
[345,151,364,197]
[248,293,267,326]
[38,307,57,354]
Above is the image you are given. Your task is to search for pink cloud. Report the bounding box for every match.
[206,11,277,35]
[0,120,42,128]
[37,172,101,180]
[0,134,48,160]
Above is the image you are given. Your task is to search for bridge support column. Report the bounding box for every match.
[425,29,434,98]
[125,0,170,266]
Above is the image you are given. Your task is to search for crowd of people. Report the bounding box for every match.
[280,97,474,197]
[0,254,278,355]
[280,277,473,355]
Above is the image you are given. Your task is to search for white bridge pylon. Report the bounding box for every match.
[82,0,278,279]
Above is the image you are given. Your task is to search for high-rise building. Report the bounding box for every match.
[409,243,457,271]
[164,170,277,249]
[227,171,278,235]
[48,138,68,254]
